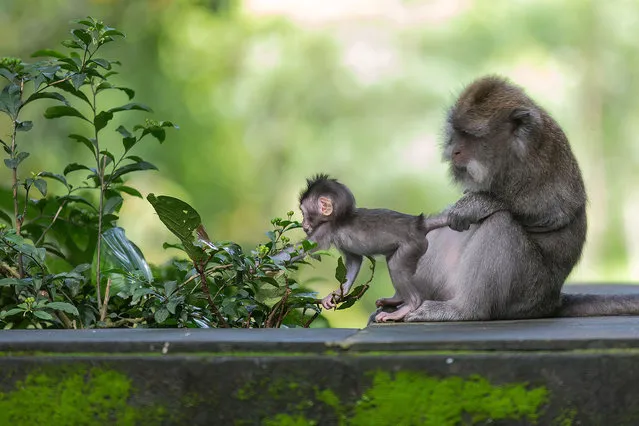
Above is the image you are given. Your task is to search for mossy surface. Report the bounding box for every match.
[0,367,166,425]
[260,370,550,426]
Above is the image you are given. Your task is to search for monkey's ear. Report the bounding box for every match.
[510,107,541,159]
[510,107,541,129]
[318,197,333,216]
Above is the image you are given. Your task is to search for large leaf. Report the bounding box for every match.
[31,49,67,59]
[0,209,12,224]
[108,103,152,114]
[68,134,96,155]
[44,106,89,122]
[38,171,69,189]
[110,161,157,181]
[63,163,93,175]
[94,111,113,131]
[45,302,79,316]
[0,84,21,118]
[55,80,91,105]
[147,194,207,262]
[334,256,347,285]
[23,92,68,107]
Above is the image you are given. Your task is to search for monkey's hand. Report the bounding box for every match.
[321,291,344,310]
[375,296,404,308]
[447,208,473,232]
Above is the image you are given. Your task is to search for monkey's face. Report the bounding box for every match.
[300,196,333,236]
[443,114,517,191]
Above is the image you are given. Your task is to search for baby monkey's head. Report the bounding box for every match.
[298,174,356,235]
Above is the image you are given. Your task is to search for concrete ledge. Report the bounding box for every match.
[1,284,639,425]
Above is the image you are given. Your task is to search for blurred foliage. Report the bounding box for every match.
[2,0,639,327]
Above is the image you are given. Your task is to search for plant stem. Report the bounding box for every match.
[9,118,23,277]
[34,200,66,246]
[91,82,103,309]
[196,264,228,328]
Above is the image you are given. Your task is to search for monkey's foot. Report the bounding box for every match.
[375,297,404,308]
[375,305,412,323]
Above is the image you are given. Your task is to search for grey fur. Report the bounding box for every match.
[299,175,446,316]
[397,75,639,323]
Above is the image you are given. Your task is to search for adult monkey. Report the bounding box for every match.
[378,75,639,323]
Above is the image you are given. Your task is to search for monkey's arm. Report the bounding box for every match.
[445,192,508,231]
[321,252,363,310]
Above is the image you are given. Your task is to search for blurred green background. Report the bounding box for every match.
[1,0,638,328]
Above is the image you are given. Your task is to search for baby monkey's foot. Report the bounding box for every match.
[375,305,412,323]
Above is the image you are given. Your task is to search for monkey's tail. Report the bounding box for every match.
[558,293,639,317]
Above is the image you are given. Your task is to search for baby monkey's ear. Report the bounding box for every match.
[318,196,333,216]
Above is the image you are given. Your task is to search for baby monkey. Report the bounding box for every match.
[299,174,447,322]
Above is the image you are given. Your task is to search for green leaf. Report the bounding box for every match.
[45,301,79,316]
[1,308,25,318]
[0,84,21,118]
[68,134,96,155]
[94,110,114,132]
[164,281,177,297]
[123,136,136,152]
[167,298,180,315]
[73,18,94,27]
[23,92,69,107]
[59,194,97,210]
[4,151,29,169]
[61,39,82,49]
[0,209,12,224]
[336,299,356,310]
[70,73,86,90]
[31,49,67,59]
[147,194,207,263]
[103,194,123,215]
[0,68,15,81]
[91,58,111,69]
[33,179,47,196]
[72,29,92,46]
[0,278,31,287]
[115,185,142,198]
[63,163,92,175]
[335,257,347,285]
[44,106,89,122]
[99,150,115,167]
[38,171,69,189]
[55,80,91,105]
[33,310,54,321]
[108,103,152,114]
[103,29,125,38]
[110,161,157,181]
[16,121,33,132]
[154,307,170,324]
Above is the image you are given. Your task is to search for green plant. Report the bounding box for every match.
[0,16,370,330]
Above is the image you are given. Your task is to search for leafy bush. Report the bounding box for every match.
[0,17,371,329]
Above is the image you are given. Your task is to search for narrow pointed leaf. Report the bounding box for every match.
[72,29,92,46]
[23,92,69,107]
[31,49,67,59]
[44,106,89,122]
[63,163,92,175]
[68,134,96,155]
[38,171,69,189]
[115,185,143,198]
[33,179,47,196]
[16,121,33,132]
[108,103,152,114]
[94,111,114,132]
[110,161,157,181]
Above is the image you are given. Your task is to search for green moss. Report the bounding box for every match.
[257,371,550,426]
[0,367,166,425]
[263,414,317,426]
[347,371,548,426]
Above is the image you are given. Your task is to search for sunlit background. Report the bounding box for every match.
[2,0,639,327]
